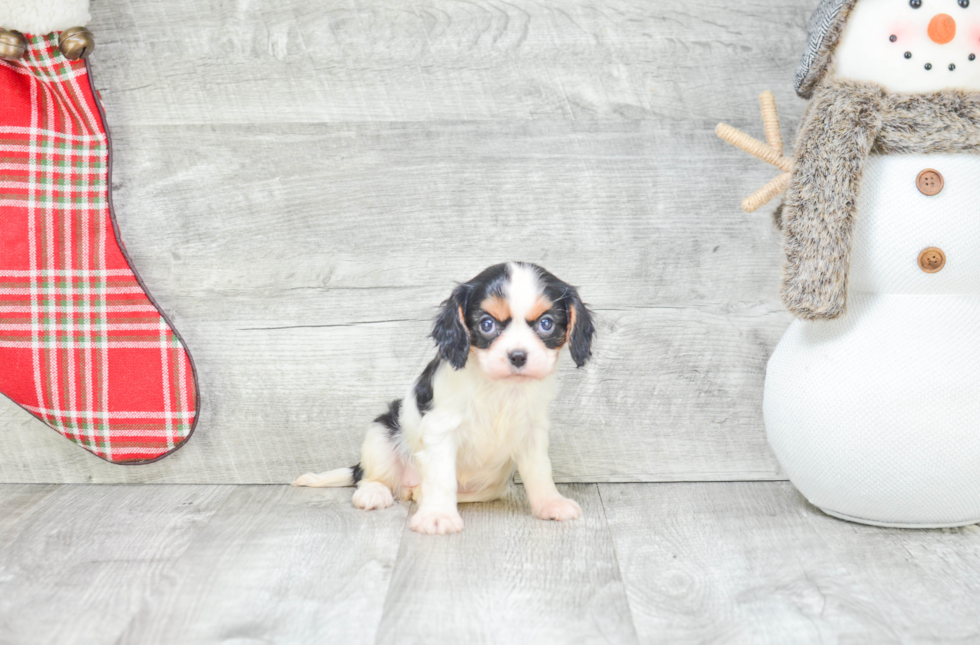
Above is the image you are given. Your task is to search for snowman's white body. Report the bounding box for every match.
[762,0,980,527]
[765,153,980,527]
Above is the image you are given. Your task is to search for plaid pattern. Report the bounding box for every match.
[0,34,197,463]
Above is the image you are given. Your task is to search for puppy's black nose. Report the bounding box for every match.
[509,351,528,368]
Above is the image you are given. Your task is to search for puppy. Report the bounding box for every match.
[293,262,595,535]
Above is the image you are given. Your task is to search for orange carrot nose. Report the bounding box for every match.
[928,13,956,44]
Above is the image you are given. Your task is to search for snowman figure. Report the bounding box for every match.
[720,0,980,527]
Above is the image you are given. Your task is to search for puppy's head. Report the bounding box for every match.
[431,262,595,380]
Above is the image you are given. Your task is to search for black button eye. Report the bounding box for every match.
[480,318,496,334]
[910,0,921,7]
[960,0,969,7]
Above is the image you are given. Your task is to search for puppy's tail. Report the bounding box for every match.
[292,463,362,488]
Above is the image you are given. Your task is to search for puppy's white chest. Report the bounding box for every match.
[451,393,538,482]
[457,402,530,459]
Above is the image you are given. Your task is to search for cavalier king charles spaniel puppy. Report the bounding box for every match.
[293,262,595,535]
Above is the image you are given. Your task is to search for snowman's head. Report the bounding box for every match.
[796,0,980,96]
[836,0,980,92]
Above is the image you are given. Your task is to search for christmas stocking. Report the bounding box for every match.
[0,1,199,463]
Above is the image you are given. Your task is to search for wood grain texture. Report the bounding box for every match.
[0,0,812,483]
[377,484,639,645]
[3,483,979,643]
[0,484,62,542]
[0,122,790,483]
[90,0,809,125]
[599,482,980,645]
[0,485,234,645]
[117,486,408,645]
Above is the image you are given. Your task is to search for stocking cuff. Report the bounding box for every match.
[0,0,90,36]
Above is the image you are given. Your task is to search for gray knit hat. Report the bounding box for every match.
[795,0,859,98]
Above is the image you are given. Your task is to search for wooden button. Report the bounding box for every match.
[916,169,944,196]
[918,247,946,273]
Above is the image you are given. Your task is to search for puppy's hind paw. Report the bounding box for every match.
[409,508,465,535]
[352,481,395,511]
[532,496,582,522]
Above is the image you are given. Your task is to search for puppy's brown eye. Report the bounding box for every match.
[538,316,555,333]
[479,317,496,334]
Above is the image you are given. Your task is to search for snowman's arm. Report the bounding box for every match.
[760,90,783,155]
[715,123,793,173]
[743,172,791,213]
[716,92,795,212]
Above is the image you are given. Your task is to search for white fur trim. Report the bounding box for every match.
[0,0,90,35]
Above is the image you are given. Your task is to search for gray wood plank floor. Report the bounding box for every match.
[1,483,978,645]
[377,484,638,645]
[0,0,807,484]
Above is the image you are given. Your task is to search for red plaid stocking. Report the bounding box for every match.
[0,33,199,463]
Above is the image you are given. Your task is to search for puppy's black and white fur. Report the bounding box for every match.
[293,262,595,535]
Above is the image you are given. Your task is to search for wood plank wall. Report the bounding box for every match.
[0,0,812,483]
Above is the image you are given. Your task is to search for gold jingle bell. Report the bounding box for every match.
[58,26,95,61]
[0,28,27,62]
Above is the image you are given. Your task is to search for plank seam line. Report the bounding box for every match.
[595,483,641,641]
[553,478,791,484]
[237,319,423,331]
[373,499,415,645]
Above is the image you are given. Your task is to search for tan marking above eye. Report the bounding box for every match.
[481,296,511,321]
[525,296,553,322]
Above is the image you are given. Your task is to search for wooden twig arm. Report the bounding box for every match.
[760,90,783,155]
[742,172,791,213]
[716,91,794,212]
[715,123,793,173]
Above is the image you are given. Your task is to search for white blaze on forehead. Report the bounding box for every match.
[505,263,543,322]
[472,263,558,380]
[834,0,980,93]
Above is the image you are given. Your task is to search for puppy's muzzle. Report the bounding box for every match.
[508,350,528,368]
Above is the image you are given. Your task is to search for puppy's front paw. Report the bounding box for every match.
[352,481,394,511]
[409,507,465,535]
[532,496,582,522]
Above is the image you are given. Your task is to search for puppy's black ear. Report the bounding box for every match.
[431,284,471,370]
[566,288,596,368]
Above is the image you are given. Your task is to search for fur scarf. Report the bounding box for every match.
[779,77,980,320]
